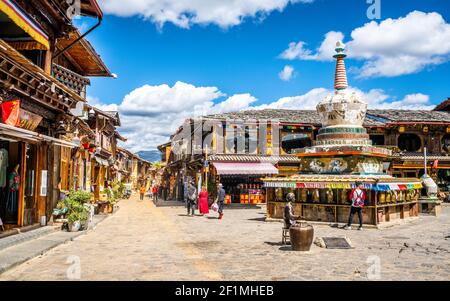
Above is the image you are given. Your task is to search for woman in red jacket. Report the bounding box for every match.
[198,186,209,215]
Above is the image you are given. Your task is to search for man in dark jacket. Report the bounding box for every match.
[216,183,226,220]
[186,181,197,216]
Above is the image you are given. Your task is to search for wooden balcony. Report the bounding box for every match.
[52,63,90,98]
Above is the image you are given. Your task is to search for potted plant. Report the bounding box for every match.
[105,188,118,213]
[67,202,89,232]
[63,190,90,231]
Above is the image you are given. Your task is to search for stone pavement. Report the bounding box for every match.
[0,213,110,274]
[1,195,449,281]
[0,226,60,251]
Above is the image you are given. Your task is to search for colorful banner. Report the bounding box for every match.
[0,0,50,50]
[1,100,20,126]
[264,181,422,191]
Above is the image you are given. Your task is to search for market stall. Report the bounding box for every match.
[211,162,277,204]
[264,174,422,226]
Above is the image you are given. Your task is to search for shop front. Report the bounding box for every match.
[264,175,422,226]
[211,162,278,204]
[0,123,75,229]
[91,156,109,201]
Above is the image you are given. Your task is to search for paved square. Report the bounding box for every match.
[1,196,449,281]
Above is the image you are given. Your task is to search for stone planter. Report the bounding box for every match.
[97,202,109,214]
[69,221,81,232]
[97,202,114,214]
[107,203,114,214]
[289,223,314,251]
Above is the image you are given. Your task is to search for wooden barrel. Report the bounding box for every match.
[289,223,314,251]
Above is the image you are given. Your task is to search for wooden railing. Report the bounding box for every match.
[52,63,90,98]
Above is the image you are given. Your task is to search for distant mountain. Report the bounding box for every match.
[136,150,162,162]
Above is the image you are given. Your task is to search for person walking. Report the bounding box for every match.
[344,181,365,230]
[139,185,146,201]
[186,181,197,216]
[198,185,209,215]
[198,186,209,215]
[152,185,158,201]
[215,183,225,220]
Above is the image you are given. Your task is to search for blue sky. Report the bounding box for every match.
[77,0,450,152]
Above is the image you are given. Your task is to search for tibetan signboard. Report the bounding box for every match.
[1,100,42,130]
[19,109,42,131]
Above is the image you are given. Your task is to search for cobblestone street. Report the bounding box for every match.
[1,195,449,281]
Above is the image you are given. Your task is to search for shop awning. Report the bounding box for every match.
[213,162,278,175]
[94,156,109,166]
[0,0,50,50]
[0,122,77,147]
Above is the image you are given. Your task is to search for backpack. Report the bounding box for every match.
[352,189,364,206]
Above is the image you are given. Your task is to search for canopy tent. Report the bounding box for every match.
[213,162,278,176]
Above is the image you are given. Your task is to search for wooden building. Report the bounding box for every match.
[0,0,112,229]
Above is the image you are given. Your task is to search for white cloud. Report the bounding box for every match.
[255,87,434,110]
[101,0,313,29]
[280,31,344,61]
[278,65,295,81]
[90,82,257,152]
[363,92,435,110]
[256,88,329,109]
[280,11,450,77]
[119,81,224,116]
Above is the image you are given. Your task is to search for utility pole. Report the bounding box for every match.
[424,147,427,176]
[205,145,209,189]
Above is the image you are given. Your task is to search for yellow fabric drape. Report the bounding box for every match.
[0,0,50,50]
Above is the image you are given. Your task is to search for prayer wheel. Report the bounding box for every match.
[378,192,386,204]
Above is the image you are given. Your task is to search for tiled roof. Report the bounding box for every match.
[367,110,450,123]
[204,109,321,124]
[208,154,302,163]
[202,109,450,126]
[434,98,450,111]
[391,152,450,161]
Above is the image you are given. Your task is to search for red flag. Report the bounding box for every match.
[1,100,20,126]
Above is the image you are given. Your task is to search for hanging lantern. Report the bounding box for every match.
[423,126,429,133]
[446,126,450,133]
[398,126,405,133]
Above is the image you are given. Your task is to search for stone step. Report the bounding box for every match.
[0,225,60,252]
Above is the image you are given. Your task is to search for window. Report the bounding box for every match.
[281,134,312,154]
[370,135,385,146]
[226,125,257,154]
[398,133,422,152]
[442,134,450,153]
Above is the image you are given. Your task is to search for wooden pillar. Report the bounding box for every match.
[43,48,53,75]
[36,144,48,221]
[17,142,27,227]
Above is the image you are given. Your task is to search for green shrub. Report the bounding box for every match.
[65,190,91,204]
[63,190,90,223]
[67,210,88,223]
